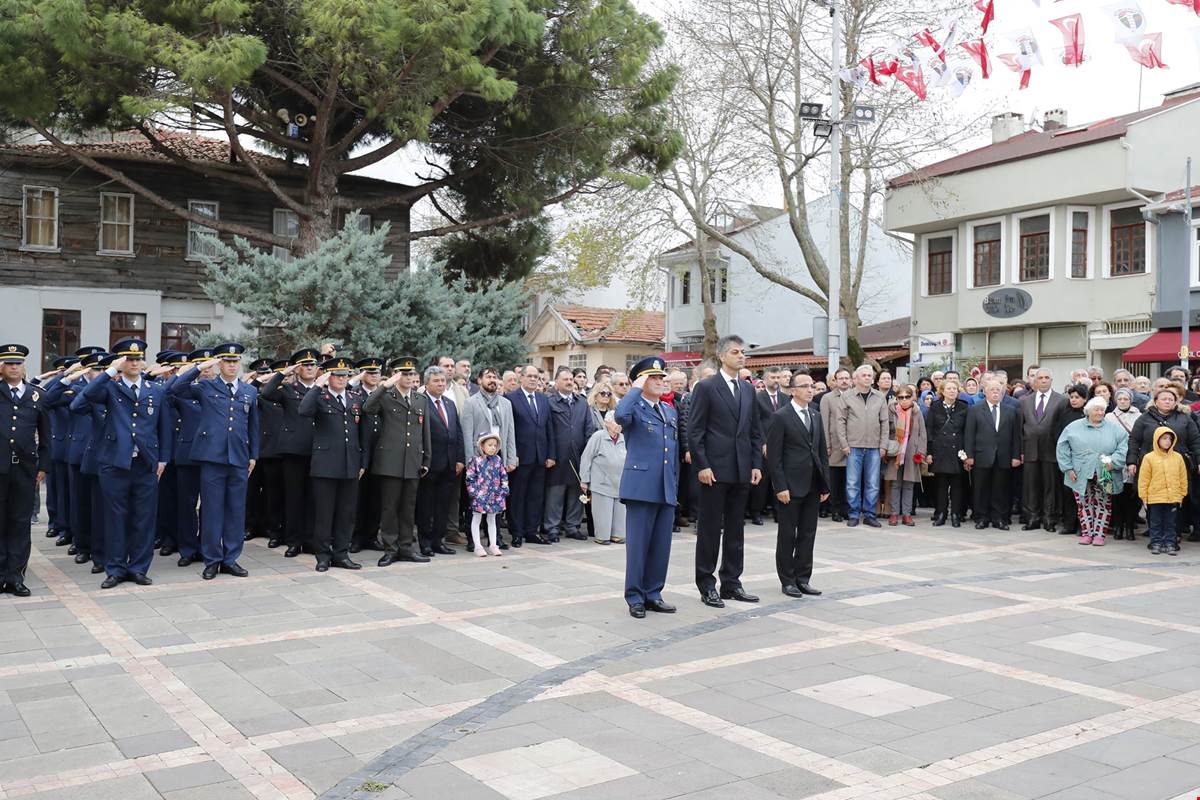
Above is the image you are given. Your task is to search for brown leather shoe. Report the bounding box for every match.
[888,515,899,526]
[902,515,915,526]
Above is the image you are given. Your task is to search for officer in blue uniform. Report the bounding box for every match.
[151,351,181,556]
[67,350,111,573]
[164,350,204,567]
[80,338,173,588]
[0,344,51,597]
[614,357,679,619]
[40,356,80,548]
[169,343,258,580]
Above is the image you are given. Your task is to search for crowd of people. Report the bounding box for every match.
[0,335,1191,611]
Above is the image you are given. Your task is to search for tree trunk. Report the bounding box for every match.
[297,165,339,255]
[696,229,720,363]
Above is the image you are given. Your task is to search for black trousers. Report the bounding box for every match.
[677,459,691,520]
[827,466,848,517]
[933,473,966,520]
[352,474,383,548]
[1022,460,1059,524]
[750,473,774,518]
[507,463,545,542]
[695,481,749,594]
[280,454,312,548]
[971,465,1011,525]
[1112,484,1140,531]
[310,476,357,562]
[260,457,284,539]
[775,488,819,588]
[50,459,70,536]
[68,464,93,556]
[0,462,36,584]
[244,457,266,537]
[416,467,456,551]
[379,476,420,555]
[156,463,177,548]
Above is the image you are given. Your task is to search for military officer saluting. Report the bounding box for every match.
[260,349,319,558]
[243,358,274,543]
[0,345,51,597]
[351,357,385,553]
[364,356,431,567]
[80,338,172,589]
[256,359,289,548]
[614,357,678,619]
[68,350,113,574]
[169,344,257,579]
[300,356,366,572]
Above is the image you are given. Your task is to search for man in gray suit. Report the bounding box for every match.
[1019,367,1066,532]
[460,367,517,546]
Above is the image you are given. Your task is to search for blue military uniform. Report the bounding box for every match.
[80,338,173,586]
[152,351,180,557]
[168,343,259,578]
[0,344,51,596]
[164,351,203,567]
[41,357,79,547]
[68,351,112,573]
[614,357,678,616]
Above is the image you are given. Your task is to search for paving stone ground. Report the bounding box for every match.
[3,510,1200,800]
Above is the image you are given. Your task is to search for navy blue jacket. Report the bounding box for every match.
[688,374,764,483]
[427,393,465,474]
[165,375,204,467]
[0,381,51,474]
[614,387,678,505]
[68,382,107,473]
[298,385,366,479]
[168,369,260,468]
[41,374,76,462]
[80,372,173,468]
[506,389,551,465]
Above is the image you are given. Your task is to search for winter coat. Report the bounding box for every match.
[1127,408,1200,473]
[579,428,626,497]
[835,388,890,450]
[1138,426,1189,505]
[466,452,509,514]
[883,402,927,482]
[926,398,969,475]
[818,389,847,466]
[1055,416,1128,495]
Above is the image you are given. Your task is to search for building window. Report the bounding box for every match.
[272,209,299,262]
[1071,211,1089,278]
[98,192,134,254]
[927,236,953,296]
[187,200,220,259]
[340,211,372,233]
[1109,207,1146,276]
[1017,214,1050,281]
[567,353,587,370]
[161,322,210,353]
[109,312,147,349]
[41,309,80,373]
[680,270,691,305]
[625,354,641,372]
[22,186,58,250]
[972,222,1002,287]
[707,265,728,303]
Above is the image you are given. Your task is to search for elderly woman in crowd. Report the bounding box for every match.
[587,380,617,432]
[1107,388,1142,540]
[1056,397,1128,546]
[926,378,969,527]
[883,385,927,526]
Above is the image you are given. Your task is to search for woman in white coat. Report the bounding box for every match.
[580,411,627,544]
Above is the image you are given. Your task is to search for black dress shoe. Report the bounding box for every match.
[9,582,30,598]
[91,564,104,574]
[177,554,197,567]
[331,558,361,570]
[160,545,177,556]
[797,583,822,596]
[846,518,860,527]
[67,545,77,556]
[433,545,455,555]
[420,547,434,557]
[55,535,70,546]
[526,533,551,545]
[862,517,882,528]
[74,552,90,565]
[220,562,249,577]
[720,587,760,603]
[1022,521,1041,531]
[831,514,845,523]
[931,514,946,527]
[782,585,805,598]
[349,542,363,554]
[498,541,510,549]
[629,603,646,619]
[100,575,122,589]
[131,573,152,586]
[394,552,431,563]
[975,521,990,530]
[566,532,587,541]
[644,599,676,613]
[951,516,962,528]
[315,560,330,572]
[994,523,1009,531]
[511,539,522,548]
[284,546,302,558]
[377,554,395,567]
[751,516,764,526]
[267,537,282,548]
[45,529,57,538]
[701,590,725,608]
[202,564,219,580]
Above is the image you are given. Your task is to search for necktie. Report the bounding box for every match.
[730,378,738,397]
[226,382,235,397]
[527,393,537,420]
[1035,394,1044,420]
[435,397,448,427]
[992,404,999,431]
[771,393,778,410]
[8,385,17,402]
[131,382,139,399]
[337,394,345,410]
[654,403,664,422]
[799,407,809,429]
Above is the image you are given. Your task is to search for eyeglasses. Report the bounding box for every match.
[598,391,612,397]
[897,394,913,399]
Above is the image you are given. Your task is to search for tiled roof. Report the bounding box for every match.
[888,90,1200,189]
[553,305,665,345]
[0,129,290,170]
[747,348,909,369]
[751,316,910,356]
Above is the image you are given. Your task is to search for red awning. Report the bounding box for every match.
[661,351,701,365]
[1122,331,1194,362]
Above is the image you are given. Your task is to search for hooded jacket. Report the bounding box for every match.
[1138,426,1189,505]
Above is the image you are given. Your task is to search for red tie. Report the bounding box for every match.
[435,397,448,427]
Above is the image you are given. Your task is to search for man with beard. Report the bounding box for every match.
[460,367,516,548]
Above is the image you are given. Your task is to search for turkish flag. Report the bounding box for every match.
[1049,14,1086,66]
[960,38,991,78]
[998,54,1032,89]
[894,63,927,100]
[975,0,995,33]
[1124,32,1168,67]
[1164,0,1200,15]
[861,56,882,85]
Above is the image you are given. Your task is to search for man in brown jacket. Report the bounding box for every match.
[819,369,851,521]
[835,365,890,527]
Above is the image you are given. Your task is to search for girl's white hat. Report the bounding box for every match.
[476,432,501,450]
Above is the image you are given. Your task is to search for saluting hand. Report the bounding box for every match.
[316,372,330,387]
[111,356,127,372]
[384,372,403,388]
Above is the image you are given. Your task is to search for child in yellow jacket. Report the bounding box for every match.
[1138,426,1188,555]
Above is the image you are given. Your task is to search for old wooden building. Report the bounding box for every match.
[0,132,411,370]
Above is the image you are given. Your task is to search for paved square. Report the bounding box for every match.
[6,510,1200,800]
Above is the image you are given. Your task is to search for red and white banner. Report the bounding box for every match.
[1049,14,1086,66]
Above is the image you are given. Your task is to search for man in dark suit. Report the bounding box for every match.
[417,365,465,556]
[767,369,829,598]
[544,366,593,542]
[0,344,51,597]
[259,349,319,558]
[1020,367,1066,532]
[688,334,764,607]
[506,365,553,546]
[750,366,787,525]
[964,376,1023,530]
